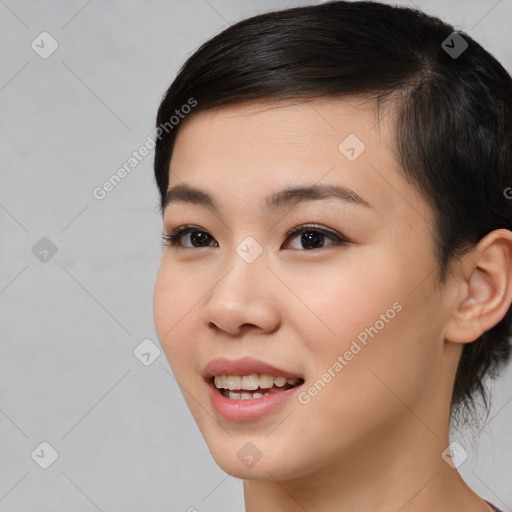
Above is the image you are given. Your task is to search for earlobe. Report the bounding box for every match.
[444,229,512,344]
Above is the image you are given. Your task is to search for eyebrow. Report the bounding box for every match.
[164,182,372,215]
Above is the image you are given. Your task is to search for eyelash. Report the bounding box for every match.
[161,224,349,250]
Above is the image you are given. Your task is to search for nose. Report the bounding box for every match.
[200,248,281,337]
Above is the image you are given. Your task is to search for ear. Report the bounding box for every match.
[444,229,512,344]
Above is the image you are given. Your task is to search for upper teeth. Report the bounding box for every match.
[214,374,300,391]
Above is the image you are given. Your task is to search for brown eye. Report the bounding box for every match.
[162,226,218,248]
[283,225,348,250]
[162,224,348,250]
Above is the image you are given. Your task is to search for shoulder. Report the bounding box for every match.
[485,500,504,512]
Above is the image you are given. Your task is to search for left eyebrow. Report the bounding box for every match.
[164,182,372,215]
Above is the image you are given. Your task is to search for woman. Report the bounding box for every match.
[152,1,511,510]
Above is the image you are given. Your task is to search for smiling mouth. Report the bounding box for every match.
[212,374,305,400]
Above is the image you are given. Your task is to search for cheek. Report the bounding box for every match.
[285,247,439,412]
[153,261,198,375]
[281,249,405,359]
[296,302,439,461]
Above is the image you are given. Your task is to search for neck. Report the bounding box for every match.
[243,415,488,512]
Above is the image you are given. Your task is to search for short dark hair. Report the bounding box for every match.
[153,0,512,428]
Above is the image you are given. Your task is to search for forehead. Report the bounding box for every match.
[174,97,385,160]
[168,97,432,224]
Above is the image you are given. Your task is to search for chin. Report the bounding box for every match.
[203,434,319,482]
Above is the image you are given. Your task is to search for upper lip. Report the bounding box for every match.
[204,356,304,381]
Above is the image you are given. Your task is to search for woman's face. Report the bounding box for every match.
[153,97,457,480]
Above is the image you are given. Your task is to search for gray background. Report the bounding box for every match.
[0,1,511,510]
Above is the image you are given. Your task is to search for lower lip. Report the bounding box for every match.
[208,382,303,422]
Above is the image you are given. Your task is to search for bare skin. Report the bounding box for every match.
[153,96,512,512]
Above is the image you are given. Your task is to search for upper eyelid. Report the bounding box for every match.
[162,224,348,247]
[283,225,345,243]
